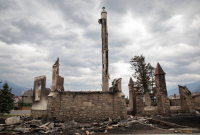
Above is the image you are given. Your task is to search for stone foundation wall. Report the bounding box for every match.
[47,91,127,122]
[31,110,47,119]
[144,106,157,116]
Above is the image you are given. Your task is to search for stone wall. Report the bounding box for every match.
[194,96,200,108]
[170,99,180,106]
[31,110,47,119]
[134,90,144,115]
[46,91,127,122]
[32,75,51,117]
[179,85,195,113]
[144,92,151,106]
[154,63,170,115]
[144,106,158,116]
[156,94,170,115]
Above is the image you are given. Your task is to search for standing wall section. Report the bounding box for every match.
[47,91,127,122]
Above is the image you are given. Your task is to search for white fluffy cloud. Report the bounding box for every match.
[0,0,200,97]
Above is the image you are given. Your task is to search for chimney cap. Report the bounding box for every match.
[101,7,107,13]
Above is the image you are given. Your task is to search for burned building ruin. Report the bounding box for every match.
[31,7,127,122]
[178,85,200,113]
[128,62,200,116]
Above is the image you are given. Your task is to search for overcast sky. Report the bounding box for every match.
[0,0,200,97]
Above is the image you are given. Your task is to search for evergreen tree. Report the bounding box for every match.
[130,55,155,93]
[0,82,14,116]
[125,96,129,105]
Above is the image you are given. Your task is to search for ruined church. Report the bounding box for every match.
[31,8,199,121]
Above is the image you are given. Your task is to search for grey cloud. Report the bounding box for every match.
[0,19,50,44]
[0,54,12,59]
[48,0,97,28]
[0,0,200,95]
[0,0,19,11]
[83,29,100,41]
[0,18,80,45]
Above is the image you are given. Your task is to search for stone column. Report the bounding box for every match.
[154,62,170,115]
[98,7,109,91]
[135,88,144,115]
[52,58,59,91]
[51,58,64,92]
[128,77,134,110]
[144,92,151,106]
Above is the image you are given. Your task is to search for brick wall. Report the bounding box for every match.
[46,91,127,122]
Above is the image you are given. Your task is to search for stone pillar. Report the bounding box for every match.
[128,77,134,110]
[144,92,151,106]
[179,85,194,113]
[51,58,64,92]
[154,62,170,115]
[98,7,109,91]
[135,87,144,115]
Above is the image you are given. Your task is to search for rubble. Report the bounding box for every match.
[0,114,199,134]
[5,116,21,125]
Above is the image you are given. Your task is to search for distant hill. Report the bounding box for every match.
[167,81,200,96]
[0,79,30,96]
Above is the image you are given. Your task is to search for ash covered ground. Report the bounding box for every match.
[0,114,200,134]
